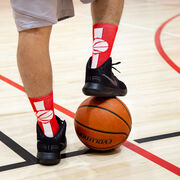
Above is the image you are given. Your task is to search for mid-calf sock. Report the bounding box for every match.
[29,92,60,137]
[91,23,118,68]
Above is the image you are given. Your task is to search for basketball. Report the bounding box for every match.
[74,96,132,151]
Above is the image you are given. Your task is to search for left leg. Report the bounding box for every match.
[10,0,74,165]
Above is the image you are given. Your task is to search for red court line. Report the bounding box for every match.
[124,141,180,176]
[155,14,180,74]
[54,103,75,119]
[0,75,180,176]
[0,75,73,117]
[0,75,25,92]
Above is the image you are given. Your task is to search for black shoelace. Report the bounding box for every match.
[112,62,121,73]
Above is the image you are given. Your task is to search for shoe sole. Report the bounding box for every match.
[83,82,127,97]
[37,152,61,165]
[37,139,67,165]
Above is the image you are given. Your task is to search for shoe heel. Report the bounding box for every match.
[83,82,114,97]
[37,152,60,165]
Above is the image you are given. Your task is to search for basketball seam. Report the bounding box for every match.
[75,119,129,135]
[78,105,131,131]
[115,98,132,123]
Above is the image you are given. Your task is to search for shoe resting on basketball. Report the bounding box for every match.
[82,57,127,97]
[37,116,67,165]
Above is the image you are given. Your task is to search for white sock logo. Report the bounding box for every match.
[92,28,109,68]
[93,39,108,54]
[34,101,53,137]
[36,110,53,124]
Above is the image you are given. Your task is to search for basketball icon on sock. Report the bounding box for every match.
[93,38,109,54]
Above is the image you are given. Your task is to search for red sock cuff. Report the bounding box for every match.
[28,92,60,137]
[93,23,118,29]
[29,92,54,112]
[91,23,118,68]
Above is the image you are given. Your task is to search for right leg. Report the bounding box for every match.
[82,0,127,97]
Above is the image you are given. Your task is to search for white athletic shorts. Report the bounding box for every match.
[10,0,95,31]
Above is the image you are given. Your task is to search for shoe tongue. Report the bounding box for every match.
[100,57,112,74]
[103,58,112,67]
[88,57,112,70]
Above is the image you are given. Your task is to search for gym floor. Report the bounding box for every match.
[0,0,180,179]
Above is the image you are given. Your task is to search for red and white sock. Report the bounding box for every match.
[29,92,60,137]
[91,23,118,69]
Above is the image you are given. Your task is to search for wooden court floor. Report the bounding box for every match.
[0,0,180,179]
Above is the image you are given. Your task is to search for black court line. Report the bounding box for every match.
[61,149,93,159]
[134,131,180,143]
[0,131,92,172]
[0,161,37,172]
[0,131,37,172]
[0,131,37,163]
[1,129,180,172]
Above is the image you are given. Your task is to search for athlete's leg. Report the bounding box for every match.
[11,0,74,165]
[83,0,127,97]
[17,26,67,165]
[17,26,61,137]
[91,0,124,26]
[17,26,52,98]
[91,0,124,67]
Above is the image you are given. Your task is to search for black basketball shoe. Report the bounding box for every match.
[82,57,127,97]
[37,116,67,165]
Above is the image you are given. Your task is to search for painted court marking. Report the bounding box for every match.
[0,130,92,172]
[0,75,179,176]
[0,131,37,172]
[155,13,180,73]
[135,131,180,143]
[121,22,180,38]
